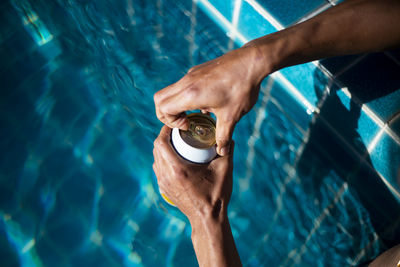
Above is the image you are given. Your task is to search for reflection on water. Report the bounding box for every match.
[13,0,53,46]
[0,0,398,266]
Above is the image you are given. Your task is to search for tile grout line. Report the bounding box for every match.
[271,72,318,114]
[188,0,198,67]
[247,167,299,263]
[384,51,400,66]
[227,0,242,51]
[244,0,284,30]
[367,126,386,153]
[350,215,400,265]
[195,0,247,44]
[295,2,332,25]
[350,231,380,265]
[281,182,348,267]
[341,88,400,146]
[326,0,340,6]
[332,54,368,79]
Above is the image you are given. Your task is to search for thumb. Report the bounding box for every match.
[210,141,235,177]
[215,117,236,156]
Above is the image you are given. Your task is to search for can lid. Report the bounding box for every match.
[180,113,216,148]
[171,113,217,164]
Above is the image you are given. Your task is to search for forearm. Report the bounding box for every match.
[190,210,242,267]
[246,0,400,77]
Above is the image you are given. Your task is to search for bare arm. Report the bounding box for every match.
[191,209,241,267]
[153,127,241,267]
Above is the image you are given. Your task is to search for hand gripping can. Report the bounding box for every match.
[160,113,217,206]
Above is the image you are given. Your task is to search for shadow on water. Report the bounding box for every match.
[295,55,400,264]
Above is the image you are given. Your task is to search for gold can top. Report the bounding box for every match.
[179,113,216,149]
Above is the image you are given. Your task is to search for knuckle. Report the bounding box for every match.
[153,138,160,147]
[185,84,200,99]
[155,137,167,148]
[155,138,165,148]
[153,91,162,105]
[158,105,166,115]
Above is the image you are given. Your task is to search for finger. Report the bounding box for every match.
[156,84,207,130]
[158,125,172,140]
[164,112,189,131]
[153,148,163,182]
[210,140,235,171]
[215,116,236,156]
[154,81,181,104]
[210,141,235,198]
[152,162,159,180]
[154,82,191,130]
[156,126,183,165]
[155,100,189,131]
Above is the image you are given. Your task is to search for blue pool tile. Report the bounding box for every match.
[369,132,400,197]
[328,88,380,149]
[356,105,381,146]
[207,0,236,22]
[366,89,400,124]
[335,87,352,111]
[334,88,381,146]
[320,54,364,77]
[278,62,324,108]
[269,79,312,131]
[237,1,277,41]
[256,0,327,26]
[336,53,400,123]
[311,88,375,163]
[386,48,400,66]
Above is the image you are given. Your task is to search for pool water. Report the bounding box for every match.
[1,0,399,266]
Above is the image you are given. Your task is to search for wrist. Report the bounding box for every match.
[190,207,229,240]
[243,31,288,76]
[243,24,311,74]
[187,199,227,225]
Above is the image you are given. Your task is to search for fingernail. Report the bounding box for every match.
[220,146,229,156]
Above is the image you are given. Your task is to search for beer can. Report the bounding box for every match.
[160,113,217,206]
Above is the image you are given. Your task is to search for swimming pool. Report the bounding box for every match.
[1,0,400,266]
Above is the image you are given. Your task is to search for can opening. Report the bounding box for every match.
[179,113,216,149]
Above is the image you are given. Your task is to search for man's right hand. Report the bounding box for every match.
[154,45,271,156]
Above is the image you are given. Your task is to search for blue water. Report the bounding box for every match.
[1,0,398,266]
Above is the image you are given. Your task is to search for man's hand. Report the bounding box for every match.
[154,46,269,157]
[152,126,234,221]
[153,126,242,267]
